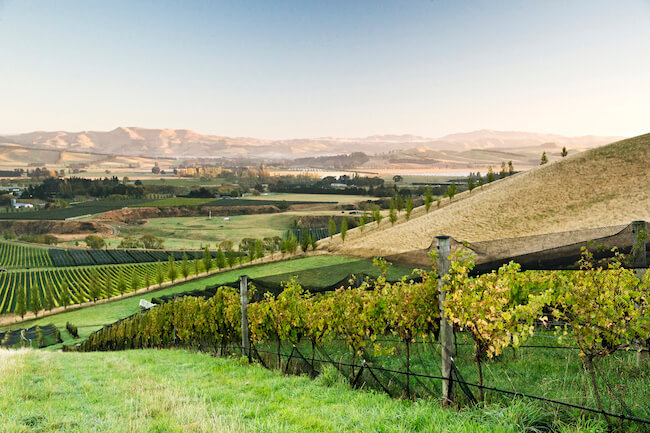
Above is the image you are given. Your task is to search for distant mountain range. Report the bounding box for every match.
[0,127,623,160]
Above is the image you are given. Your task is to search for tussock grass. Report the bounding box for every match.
[337,134,650,257]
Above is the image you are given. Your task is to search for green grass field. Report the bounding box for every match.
[246,192,372,204]
[129,197,217,207]
[110,212,328,249]
[111,214,294,249]
[0,255,373,347]
[0,348,600,433]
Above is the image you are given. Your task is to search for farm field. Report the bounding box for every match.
[0,255,371,346]
[337,134,650,258]
[0,349,552,433]
[107,211,352,250]
[0,240,52,268]
[0,199,148,220]
[245,192,373,204]
[0,260,198,314]
[128,196,342,208]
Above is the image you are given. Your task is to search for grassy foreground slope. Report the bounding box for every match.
[0,349,600,433]
[338,134,650,257]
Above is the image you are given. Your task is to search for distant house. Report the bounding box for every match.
[330,183,348,188]
[10,198,33,209]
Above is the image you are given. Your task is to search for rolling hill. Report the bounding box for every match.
[334,133,650,258]
[0,127,621,160]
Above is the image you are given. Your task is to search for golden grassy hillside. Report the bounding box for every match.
[336,133,650,258]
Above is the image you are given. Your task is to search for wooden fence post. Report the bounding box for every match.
[631,221,648,365]
[437,235,455,406]
[240,275,251,361]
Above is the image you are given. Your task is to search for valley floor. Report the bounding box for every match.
[0,349,602,433]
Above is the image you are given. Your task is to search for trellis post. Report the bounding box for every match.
[436,236,455,405]
[240,274,251,361]
[631,221,648,365]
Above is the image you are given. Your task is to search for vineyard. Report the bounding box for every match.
[0,240,53,268]
[0,323,61,348]
[0,239,217,268]
[81,253,650,431]
[0,199,148,220]
[0,259,204,314]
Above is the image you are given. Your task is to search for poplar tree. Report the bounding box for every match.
[340,217,348,243]
[181,253,190,280]
[156,261,165,287]
[328,218,336,239]
[405,195,414,220]
[16,285,27,319]
[30,285,42,317]
[203,246,213,274]
[168,255,178,283]
[45,283,55,311]
[216,248,226,270]
[424,186,433,213]
[60,282,71,310]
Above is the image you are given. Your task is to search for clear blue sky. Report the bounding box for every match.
[1,0,648,139]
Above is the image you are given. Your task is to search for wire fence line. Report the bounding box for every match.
[224,339,650,427]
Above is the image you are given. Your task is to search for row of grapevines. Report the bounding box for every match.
[0,257,205,315]
[0,240,52,268]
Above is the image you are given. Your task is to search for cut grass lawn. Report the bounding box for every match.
[0,255,397,348]
[0,348,602,433]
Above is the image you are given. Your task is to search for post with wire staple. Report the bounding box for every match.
[240,274,251,361]
[436,236,455,405]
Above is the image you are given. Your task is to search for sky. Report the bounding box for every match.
[0,0,649,139]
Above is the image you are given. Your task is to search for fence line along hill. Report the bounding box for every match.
[334,133,650,258]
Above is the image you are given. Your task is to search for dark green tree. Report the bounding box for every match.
[89,271,101,302]
[117,271,127,295]
[301,233,310,253]
[226,248,236,268]
[446,183,458,201]
[540,152,548,165]
[59,282,71,310]
[156,261,165,286]
[561,147,568,157]
[405,195,414,220]
[168,255,178,283]
[45,283,55,311]
[16,285,27,319]
[181,252,190,280]
[216,248,226,269]
[130,271,139,293]
[467,174,476,194]
[30,285,42,317]
[487,166,495,183]
[203,246,213,273]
